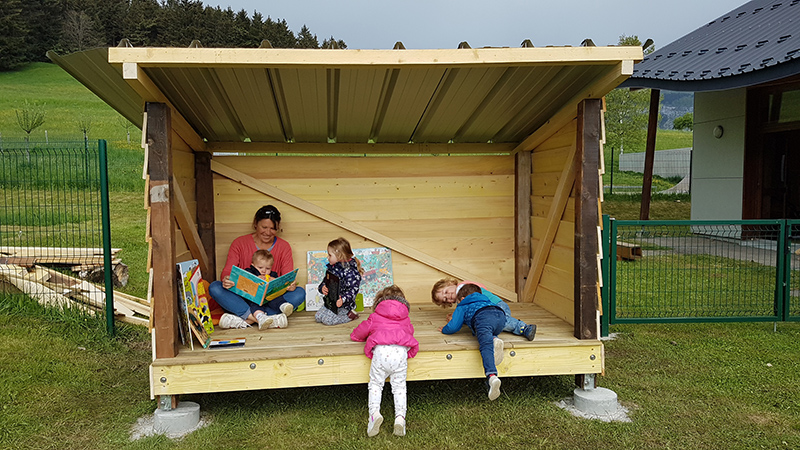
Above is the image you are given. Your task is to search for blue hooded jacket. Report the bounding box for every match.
[441,292,500,335]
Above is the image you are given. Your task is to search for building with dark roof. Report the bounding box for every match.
[621,0,800,220]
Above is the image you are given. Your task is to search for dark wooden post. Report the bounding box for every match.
[515,151,532,298]
[195,151,216,280]
[147,102,178,359]
[640,88,660,220]
[574,98,601,341]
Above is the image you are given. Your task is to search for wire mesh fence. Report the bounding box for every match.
[0,140,116,333]
[790,221,800,320]
[607,219,800,325]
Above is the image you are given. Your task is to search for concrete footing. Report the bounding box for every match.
[573,387,620,415]
[153,401,200,435]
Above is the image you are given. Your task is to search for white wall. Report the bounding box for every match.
[691,88,746,220]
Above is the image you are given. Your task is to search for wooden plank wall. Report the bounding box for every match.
[212,154,516,303]
[530,121,578,324]
[172,132,196,265]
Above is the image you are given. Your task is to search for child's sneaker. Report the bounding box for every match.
[393,416,406,436]
[523,324,537,341]
[487,374,502,401]
[280,302,294,317]
[269,313,288,328]
[493,337,504,366]
[367,412,383,437]
[256,313,273,330]
[218,313,249,329]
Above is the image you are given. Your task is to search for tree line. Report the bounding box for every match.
[0,0,347,71]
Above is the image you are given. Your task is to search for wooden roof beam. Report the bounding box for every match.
[122,62,206,152]
[511,59,635,155]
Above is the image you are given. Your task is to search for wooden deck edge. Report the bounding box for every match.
[151,342,603,396]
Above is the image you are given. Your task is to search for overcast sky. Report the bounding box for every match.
[206,0,748,50]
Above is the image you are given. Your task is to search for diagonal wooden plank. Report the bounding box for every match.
[521,142,577,303]
[172,181,211,278]
[211,160,517,301]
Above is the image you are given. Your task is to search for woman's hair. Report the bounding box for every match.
[252,205,281,228]
[373,284,409,311]
[327,237,364,275]
[456,283,482,300]
[252,249,274,265]
[431,277,459,307]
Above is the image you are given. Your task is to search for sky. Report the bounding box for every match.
[206,0,749,50]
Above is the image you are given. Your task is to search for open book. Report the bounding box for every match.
[228,266,299,306]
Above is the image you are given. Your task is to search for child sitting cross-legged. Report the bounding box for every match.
[439,283,506,401]
[350,284,418,437]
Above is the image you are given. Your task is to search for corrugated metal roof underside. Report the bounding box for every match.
[145,64,609,144]
[48,47,640,146]
[621,0,800,91]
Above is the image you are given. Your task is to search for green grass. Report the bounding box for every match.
[2,295,799,449]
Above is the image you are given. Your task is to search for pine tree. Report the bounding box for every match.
[0,0,29,70]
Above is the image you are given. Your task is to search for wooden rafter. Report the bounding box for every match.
[210,160,517,301]
[172,181,210,277]
[520,142,578,302]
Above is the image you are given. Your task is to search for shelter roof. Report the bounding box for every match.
[49,45,640,151]
[621,0,800,92]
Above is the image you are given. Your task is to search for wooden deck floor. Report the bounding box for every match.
[151,303,603,396]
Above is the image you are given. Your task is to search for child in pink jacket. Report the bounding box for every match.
[350,285,419,438]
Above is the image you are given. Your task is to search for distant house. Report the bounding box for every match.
[621,0,800,220]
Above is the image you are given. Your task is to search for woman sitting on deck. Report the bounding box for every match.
[209,204,305,329]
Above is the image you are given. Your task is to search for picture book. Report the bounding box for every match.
[208,337,246,349]
[229,266,299,306]
[304,283,324,311]
[307,247,392,307]
[177,259,214,349]
[322,270,340,314]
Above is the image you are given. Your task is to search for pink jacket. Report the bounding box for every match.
[350,299,419,359]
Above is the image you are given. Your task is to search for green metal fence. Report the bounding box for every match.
[0,140,115,334]
[601,217,800,335]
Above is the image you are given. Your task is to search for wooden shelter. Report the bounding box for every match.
[49,44,641,400]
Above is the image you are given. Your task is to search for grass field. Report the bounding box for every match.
[6,62,800,449]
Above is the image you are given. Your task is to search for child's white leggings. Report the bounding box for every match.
[368,344,409,418]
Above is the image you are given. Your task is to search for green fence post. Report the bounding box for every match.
[99,140,115,336]
[601,214,611,337]
[777,219,788,322]
[609,217,618,326]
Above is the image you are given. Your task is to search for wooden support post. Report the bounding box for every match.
[147,102,178,359]
[574,98,601,341]
[195,151,216,280]
[640,88,660,220]
[515,150,532,298]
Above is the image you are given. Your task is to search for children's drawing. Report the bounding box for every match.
[307,247,393,307]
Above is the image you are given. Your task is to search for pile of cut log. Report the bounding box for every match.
[0,246,129,287]
[0,261,150,327]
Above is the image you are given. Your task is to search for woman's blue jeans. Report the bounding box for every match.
[209,280,305,320]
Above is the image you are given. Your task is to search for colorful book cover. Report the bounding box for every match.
[229,266,299,306]
[307,247,393,307]
[177,259,214,349]
[208,337,246,349]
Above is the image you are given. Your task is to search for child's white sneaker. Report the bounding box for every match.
[280,302,294,317]
[218,313,249,329]
[488,374,502,401]
[493,337,504,366]
[393,416,406,436]
[256,313,273,330]
[367,412,383,437]
[268,313,288,328]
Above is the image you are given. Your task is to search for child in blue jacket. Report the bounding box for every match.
[439,283,505,401]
